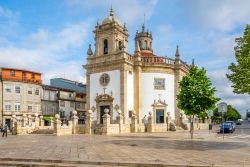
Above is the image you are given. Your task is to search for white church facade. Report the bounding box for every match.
[84,8,190,133]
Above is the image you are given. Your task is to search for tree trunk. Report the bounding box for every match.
[190,115,194,139]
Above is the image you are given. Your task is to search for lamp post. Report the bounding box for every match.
[218,102,227,140]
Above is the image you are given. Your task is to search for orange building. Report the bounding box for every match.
[0,67,42,127]
[0,67,42,84]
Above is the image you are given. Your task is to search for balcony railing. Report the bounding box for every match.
[1,76,42,84]
[141,56,175,65]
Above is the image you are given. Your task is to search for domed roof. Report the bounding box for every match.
[102,7,123,26]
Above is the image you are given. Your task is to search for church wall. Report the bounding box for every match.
[141,73,175,120]
[90,70,120,120]
[126,71,134,116]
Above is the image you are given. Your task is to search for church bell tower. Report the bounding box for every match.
[93,7,129,57]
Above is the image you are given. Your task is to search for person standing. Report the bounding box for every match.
[2,123,8,137]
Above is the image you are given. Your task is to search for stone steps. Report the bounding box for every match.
[0,158,211,167]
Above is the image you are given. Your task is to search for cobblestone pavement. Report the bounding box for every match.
[0,127,250,167]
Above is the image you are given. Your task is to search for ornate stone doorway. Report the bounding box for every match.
[151,99,168,124]
[95,93,114,124]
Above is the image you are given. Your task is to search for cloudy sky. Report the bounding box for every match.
[0,0,250,116]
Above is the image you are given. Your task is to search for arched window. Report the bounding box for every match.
[104,39,108,54]
[144,40,148,49]
[118,41,122,50]
[139,40,142,49]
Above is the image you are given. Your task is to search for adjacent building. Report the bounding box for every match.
[41,85,59,116]
[50,78,86,123]
[0,67,42,128]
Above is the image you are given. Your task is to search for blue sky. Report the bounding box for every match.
[0,0,250,115]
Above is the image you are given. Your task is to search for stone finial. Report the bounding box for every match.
[104,108,109,114]
[87,44,93,56]
[34,113,38,117]
[149,111,152,116]
[110,5,114,16]
[23,113,27,117]
[142,24,145,32]
[88,109,93,114]
[175,45,180,59]
[192,58,195,66]
[72,110,77,116]
[40,115,43,119]
[55,114,60,119]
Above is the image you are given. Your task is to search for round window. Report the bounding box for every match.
[99,73,110,86]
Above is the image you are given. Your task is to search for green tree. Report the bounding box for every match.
[224,105,241,121]
[227,24,250,95]
[177,66,219,139]
[212,105,241,123]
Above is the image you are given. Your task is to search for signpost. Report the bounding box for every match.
[218,102,227,140]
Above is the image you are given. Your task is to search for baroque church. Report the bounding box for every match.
[84,8,190,132]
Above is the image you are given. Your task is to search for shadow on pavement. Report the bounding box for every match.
[105,139,248,151]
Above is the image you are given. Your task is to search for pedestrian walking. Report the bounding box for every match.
[2,123,8,137]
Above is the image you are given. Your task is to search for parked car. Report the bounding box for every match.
[225,121,236,130]
[220,123,234,133]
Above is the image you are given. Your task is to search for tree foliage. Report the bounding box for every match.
[177,66,219,139]
[177,66,219,116]
[212,105,241,122]
[227,24,250,95]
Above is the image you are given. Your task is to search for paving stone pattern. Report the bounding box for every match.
[0,129,250,167]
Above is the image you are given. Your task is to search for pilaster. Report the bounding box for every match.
[134,55,142,123]
[120,65,128,124]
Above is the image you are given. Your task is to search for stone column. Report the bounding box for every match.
[85,110,93,135]
[117,110,123,134]
[22,114,28,127]
[39,116,44,127]
[34,113,40,128]
[148,112,154,132]
[167,112,170,131]
[131,111,138,133]
[102,109,110,135]
[50,117,54,127]
[72,110,79,134]
[12,115,17,135]
[28,115,32,126]
[54,114,61,135]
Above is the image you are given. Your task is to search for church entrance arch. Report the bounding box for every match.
[95,93,114,124]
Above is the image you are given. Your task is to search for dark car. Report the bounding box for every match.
[220,123,234,133]
[225,121,236,130]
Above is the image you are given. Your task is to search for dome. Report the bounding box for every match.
[101,7,123,26]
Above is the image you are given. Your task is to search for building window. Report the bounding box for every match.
[144,40,148,49]
[15,86,20,94]
[118,41,123,50]
[154,78,165,90]
[70,102,74,108]
[35,88,39,95]
[4,103,11,112]
[10,70,15,77]
[4,85,11,93]
[28,105,32,112]
[60,101,65,107]
[103,39,108,54]
[28,87,32,94]
[15,103,21,112]
[156,109,164,123]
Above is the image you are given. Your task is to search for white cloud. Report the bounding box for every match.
[182,0,250,32]
[64,0,158,27]
[208,70,250,117]
[0,19,93,84]
[0,6,17,18]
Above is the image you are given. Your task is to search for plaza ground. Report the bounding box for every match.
[0,122,250,167]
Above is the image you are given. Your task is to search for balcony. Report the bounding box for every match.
[1,76,42,84]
